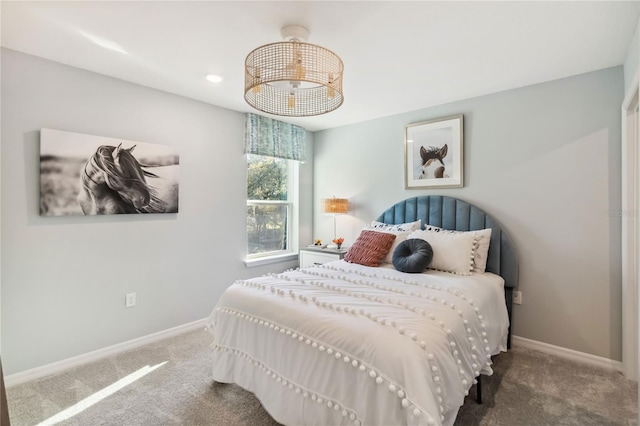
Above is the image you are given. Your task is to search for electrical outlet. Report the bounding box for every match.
[125,292,136,308]
[513,291,522,305]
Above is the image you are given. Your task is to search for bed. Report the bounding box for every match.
[208,195,518,426]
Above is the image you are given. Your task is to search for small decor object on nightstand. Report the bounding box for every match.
[309,239,327,248]
[333,237,344,250]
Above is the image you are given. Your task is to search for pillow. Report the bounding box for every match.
[382,230,412,263]
[364,228,411,264]
[469,229,491,273]
[418,227,492,273]
[408,229,476,275]
[392,239,433,273]
[369,220,422,232]
[344,230,397,267]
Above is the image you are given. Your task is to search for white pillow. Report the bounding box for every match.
[419,227,492,273]
[370,220,421,232]
[469,229,491,273]
[408,229,476,275]
[365,227,411,263]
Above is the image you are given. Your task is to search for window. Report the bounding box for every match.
[246,154,298,259]
[244,112,305,263]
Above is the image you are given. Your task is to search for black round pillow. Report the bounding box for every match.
[392,238,433,273]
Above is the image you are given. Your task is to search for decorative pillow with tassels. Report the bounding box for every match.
[407,229,477,275]
[417,227,492,273]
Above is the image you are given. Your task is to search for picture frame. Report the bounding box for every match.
[40,128,179,216]
[404,114,464,189]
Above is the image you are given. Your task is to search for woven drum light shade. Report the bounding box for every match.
[244,26,344,117]
[324,198,348,214]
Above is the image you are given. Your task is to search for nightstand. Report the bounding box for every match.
[299,246,347,268]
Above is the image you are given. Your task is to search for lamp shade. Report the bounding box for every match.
[323,198,348,214]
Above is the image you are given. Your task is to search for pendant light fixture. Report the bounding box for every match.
[244,25,344,117]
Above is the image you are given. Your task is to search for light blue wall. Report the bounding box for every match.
[0,46,627,374]
[0,48,313,375]
[314,67,624,360]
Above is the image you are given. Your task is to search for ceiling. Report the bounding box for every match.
[2,1,639,132]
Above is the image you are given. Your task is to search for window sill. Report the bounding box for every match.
[244,253,299,268]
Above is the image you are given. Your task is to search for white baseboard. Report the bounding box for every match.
[512,335,623,373]
[6,326,623,388]
[5,318,209,388]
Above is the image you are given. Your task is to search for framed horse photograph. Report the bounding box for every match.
[404,114,464,189]
[39,128,179,216]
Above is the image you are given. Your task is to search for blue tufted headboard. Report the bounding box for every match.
[376,195,518,347]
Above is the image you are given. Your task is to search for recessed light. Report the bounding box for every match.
[206,74,223,83]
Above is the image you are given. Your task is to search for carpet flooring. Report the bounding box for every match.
[6,328,638,426]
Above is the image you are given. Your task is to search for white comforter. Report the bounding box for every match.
[208,260,509,426]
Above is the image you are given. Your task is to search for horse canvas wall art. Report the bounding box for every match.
[40,129,179,216]
[404,115,464,189]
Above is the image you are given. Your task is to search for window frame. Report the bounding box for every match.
[245,155,299,266]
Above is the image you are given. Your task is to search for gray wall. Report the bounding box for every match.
[0,48,313,375]
[624,16,640,94]
[313,67,624,361]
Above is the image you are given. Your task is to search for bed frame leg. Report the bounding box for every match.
[505,288,513,350]
[476,375,482,404]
